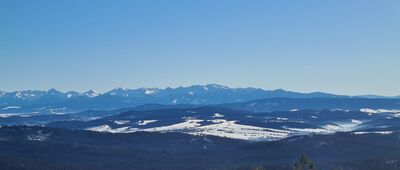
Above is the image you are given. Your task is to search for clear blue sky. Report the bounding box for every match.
[1,0,399,96]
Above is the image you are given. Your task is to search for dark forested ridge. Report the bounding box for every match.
[219,97,400,112]
[2,102,400,169]
[1,126,400,170]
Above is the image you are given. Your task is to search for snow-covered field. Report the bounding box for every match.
[3,105,400,141]
[87,119,291,141]
[86,118,372,141]
[360,108,400,114]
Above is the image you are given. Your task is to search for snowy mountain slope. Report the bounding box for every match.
[219,97,400,112]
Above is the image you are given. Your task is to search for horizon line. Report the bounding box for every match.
[0,83,398,98]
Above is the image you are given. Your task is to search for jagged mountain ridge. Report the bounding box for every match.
[0,84,342,111]
[2,84,399,117]
[0,84,342,104]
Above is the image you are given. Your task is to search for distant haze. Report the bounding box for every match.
[1,0,399,96]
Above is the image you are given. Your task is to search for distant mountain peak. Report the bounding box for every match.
[108,87,127,92]
[47,88,61,93]
[204,84,229,89]
[107,87,129,93]
[271,88,287,92]
[83,90,100,98]
[12,90,42,99]
[105,87,130,96]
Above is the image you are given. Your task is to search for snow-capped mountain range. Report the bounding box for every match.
[0,84,344,110]
[0,88,100,101]
[0,84,347,106]
[1,84,399,115]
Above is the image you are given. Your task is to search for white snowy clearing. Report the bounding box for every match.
[86,125,138,133]
[353,131,393,135]
[114,120,130,125]
[85,118,369,141]
[87,119,291,141]
[322,120,362,132]
[360,108,400,114]
[136,120,158,126]
[0,113,18,118]
[284,127,331,134]
[2,106,21,110]
[212,113,224,118]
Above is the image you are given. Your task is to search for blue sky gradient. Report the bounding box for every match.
[1,0,399,95]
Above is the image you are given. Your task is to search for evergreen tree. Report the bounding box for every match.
[293,155,315,170]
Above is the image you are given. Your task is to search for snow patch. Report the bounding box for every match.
[351,119,362,124]
[49,108,67,115]
[83,90,99,98]
[360,108,400,114]
[323,120,361,132]
[276,117,288,121]
[2,106,21,110]
[284,127,331,134]
[212,113,224,118]
[144,89,155,95]
[193,120,289,141]
[114,120,130,125]
[209,119,226,123]
[353,131,393,135]
[15,92,23,98]
[360,108,379,114]
[86,125,138,133]
[136,120,158,126]
[376,109,400,113]
[87,125,112,132]
[145,119,203,131]
[0,113,18,118]
[144,119,289,141]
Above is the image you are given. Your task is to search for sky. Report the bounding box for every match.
[1,0,399,96]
